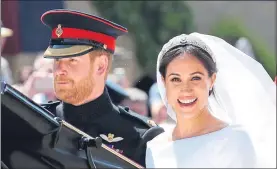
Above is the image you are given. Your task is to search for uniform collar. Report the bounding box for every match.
[62,87,115,127]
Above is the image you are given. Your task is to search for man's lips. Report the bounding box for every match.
[56,81,70,84]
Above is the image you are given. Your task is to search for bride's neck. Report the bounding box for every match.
[172,108,217,140]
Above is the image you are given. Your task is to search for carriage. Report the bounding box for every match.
[1,81,142,169]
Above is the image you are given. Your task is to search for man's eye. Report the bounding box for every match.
[69,58,77,62]
[171,77,181,82]
[191,76,201,81]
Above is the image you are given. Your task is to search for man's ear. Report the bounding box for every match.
[95,54,108,76]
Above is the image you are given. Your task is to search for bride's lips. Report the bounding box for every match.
[177,97,198,108]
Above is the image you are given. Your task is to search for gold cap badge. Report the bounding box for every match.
[55,24,63,38]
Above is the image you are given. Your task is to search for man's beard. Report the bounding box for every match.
[54,72,94,105]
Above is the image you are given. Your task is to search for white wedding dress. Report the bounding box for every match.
[146,125,257,168]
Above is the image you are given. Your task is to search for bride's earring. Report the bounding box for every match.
[209,87,213,95]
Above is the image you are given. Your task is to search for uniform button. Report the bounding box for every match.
[147,120,157,127]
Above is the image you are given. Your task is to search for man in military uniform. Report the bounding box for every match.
[40,9,164,167]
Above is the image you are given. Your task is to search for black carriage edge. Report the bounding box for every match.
[1,81,143,169]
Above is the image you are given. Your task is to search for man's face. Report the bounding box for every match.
[53,53,95,105]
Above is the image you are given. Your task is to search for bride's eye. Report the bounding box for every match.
[191,76,201,81]
[171,77,181,82]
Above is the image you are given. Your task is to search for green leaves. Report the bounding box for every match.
[93,1,195,75]
[210,17,276,79]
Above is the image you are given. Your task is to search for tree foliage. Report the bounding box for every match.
[210,17,276,79]
[93,1,195,75]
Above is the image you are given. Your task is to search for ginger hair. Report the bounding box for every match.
[88,49,113,80]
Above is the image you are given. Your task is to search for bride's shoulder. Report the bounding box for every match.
[146,125,253,147]
[147,130,173,146]
[224,125,253,143]
[226,124,248,134]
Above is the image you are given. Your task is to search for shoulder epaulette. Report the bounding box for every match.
[118,105,158,128]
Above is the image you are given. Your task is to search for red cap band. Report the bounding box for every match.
[51,27,115,51]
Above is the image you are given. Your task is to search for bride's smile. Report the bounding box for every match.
[177,97,197,106]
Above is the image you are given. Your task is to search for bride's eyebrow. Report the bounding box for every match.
[168,73,180,77]
[190,71,204,76]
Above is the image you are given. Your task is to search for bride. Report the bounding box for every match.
[145,33,276,168]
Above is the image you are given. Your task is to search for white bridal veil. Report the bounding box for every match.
[156,32,276,167]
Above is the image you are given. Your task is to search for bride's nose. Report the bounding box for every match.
[180,81,193,93]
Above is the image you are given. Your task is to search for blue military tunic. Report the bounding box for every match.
[42,88,164,166]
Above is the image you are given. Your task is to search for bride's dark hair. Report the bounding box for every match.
[159,44,217,95]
